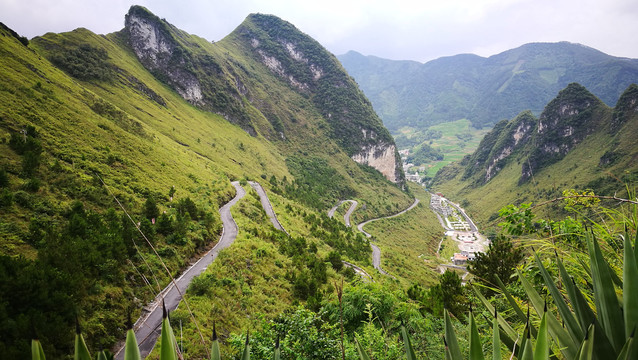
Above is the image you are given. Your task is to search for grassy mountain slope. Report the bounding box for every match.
[0,7,421,357]
[432,83,638,228]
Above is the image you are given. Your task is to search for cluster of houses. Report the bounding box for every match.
[399,149,426,183]
[451,251,477,265]
[430,193,453,217]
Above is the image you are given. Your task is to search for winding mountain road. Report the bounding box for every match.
[328,200,358,227]
[114,181,246,360]
[249,181,289,235]
[330,198,420,277]
[356,198,420,237]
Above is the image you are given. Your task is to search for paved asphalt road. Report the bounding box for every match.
[114,181,246,360]
[249,181,289,235]
[357,198,420,238]
[330,198,419,276]
[343,200,358,227]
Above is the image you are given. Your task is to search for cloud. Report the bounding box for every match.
[1,0,637,62]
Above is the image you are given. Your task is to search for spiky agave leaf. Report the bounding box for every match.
[444,309,462,360]
[587,232,625,353]
[124,328,141,360]
[492,310,500,360]
[470,283,517,348]
[31,339,45,360]
[516,269,577,359]
[210,322,220,360]
[469,311,485,360]
[533,308,549,360]
[160,302,177,360]
[623,233,638,340]
[557,253,616,360]
[74,319,91,360]
[520,324,533,360]
[615,327,635,360]
[354,336,371,360]
[494,276,537,338]
[555,254,594,330]
[240,331,250,360]
[401,326,417,360]
[533,251,583,343]
[576,324,595,360]
[273,336,280,360]
[443,336,452,360]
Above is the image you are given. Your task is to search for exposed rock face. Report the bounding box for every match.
[125,7,203,104]
[520,83,602,183]
[611,83,638,132]
[463,111,535,184]
[240,14,404,184]
[352,143,400,183]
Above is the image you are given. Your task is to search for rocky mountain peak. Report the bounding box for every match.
[537,83,601,135]
[235,13,404,184]
[125,6,204,105]
[611,83,638,132]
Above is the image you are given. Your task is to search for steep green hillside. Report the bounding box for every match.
[0,7,413,358]
[432,83,638,227]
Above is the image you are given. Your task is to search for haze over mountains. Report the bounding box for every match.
[338,42,638,132]
[3,4,638,359]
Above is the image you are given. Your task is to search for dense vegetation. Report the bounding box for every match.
[405,143,444,165]
[5,5,638,360]
[0,7,421,358]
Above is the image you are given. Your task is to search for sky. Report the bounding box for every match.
[2,0,638,63]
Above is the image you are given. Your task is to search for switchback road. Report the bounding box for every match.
[330,198,419,277]
[114,181,246,359]
[249,181,289,235]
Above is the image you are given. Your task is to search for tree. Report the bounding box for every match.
[326,250,343,271]
[424,270,468,319]
[143,197,159,221]
[468,235,524,287]
[0,168,8,188]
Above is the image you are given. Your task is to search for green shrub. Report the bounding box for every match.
[0,168,8,187]
[50,44,114,81]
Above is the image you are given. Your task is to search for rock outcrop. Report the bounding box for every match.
[521,83,603,183]
[351,143,401,183]
[123,7,404,184]
[458,83,611,185]
[236,14,404,184]
[125,6,203,104]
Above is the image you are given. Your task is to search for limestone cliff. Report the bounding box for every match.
[233,14,404,184]
[457,83,608,185]
[125,7,203,104]
[521,83,604,183]
[124,6,255,134]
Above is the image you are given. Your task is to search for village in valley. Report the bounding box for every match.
[429,192,490,274]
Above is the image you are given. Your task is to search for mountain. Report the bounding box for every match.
[431,82,638,226]
[338,43,638,132]
[0,7,413,358]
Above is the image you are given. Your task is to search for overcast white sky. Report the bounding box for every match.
[2,0,637,62]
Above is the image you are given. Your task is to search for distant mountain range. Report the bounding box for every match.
[338,42,638,132]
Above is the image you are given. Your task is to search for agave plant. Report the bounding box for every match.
[469,229,637,360]
[354,228,636,360]
[31,300,257,360]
